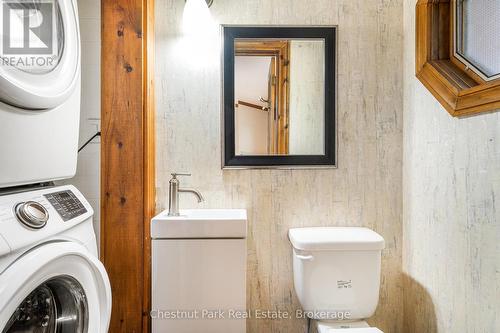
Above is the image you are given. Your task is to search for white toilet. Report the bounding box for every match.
[288,227,385,333]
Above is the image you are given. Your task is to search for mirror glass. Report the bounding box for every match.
[456,0,500,80]
[234,39,325,156]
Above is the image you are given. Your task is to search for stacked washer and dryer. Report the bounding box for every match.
[0,1,111,332]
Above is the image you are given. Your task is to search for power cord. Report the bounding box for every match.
[78,131,101,152]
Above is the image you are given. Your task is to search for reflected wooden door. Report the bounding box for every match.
[267,56,278,154]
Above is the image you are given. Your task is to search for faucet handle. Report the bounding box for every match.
[171,172,191,179]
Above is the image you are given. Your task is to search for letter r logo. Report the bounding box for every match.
[2,1,54,55]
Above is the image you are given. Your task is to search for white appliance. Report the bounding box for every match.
[0,1,110,332]
[0,185,111,333]
[289,227,385,333]
[0,0,81,188]
[151,209,247,333]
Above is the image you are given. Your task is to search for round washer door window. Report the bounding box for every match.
[0,0,80,109]
[2,276,88,333]
[0,242,112,333]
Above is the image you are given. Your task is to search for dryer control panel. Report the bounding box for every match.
[44,190,88,222]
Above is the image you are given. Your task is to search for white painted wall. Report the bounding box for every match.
[403,0,500,332]
[155,1,404,332]
[289,40,325,155]
[59,0,101,248]
[235,56,271,155]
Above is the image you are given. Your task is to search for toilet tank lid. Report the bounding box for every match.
[288,227,385,251]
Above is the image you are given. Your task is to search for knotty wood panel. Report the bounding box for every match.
[101,0,155,332]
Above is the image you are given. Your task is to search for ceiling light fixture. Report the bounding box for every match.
[183,0,215,36]
[185,0,214,8]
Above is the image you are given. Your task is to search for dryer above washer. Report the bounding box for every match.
[0,0,82,188]
[0,0,80,109]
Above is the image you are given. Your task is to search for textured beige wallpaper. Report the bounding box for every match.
[155,0,404,332]
[403,1,500,332]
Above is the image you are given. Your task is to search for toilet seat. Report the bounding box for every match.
[325,329,383,333]
[317,321,383,333]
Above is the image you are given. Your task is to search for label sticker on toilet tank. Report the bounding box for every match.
[337,280,352,289]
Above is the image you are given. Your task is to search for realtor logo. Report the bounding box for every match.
[0,0,59,72]
[3,0,54,55]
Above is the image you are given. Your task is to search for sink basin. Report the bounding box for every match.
[151,209,247,239]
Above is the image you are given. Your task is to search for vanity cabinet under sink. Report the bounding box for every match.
[151,209,247,333]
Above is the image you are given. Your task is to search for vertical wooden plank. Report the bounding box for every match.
[142,0,156,331]
[278,42,290,154]
[101,0,155,332]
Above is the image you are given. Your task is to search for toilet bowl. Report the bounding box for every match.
[288,227,385,333]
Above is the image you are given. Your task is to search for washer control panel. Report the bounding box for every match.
[0,185,93,257]
[44,190,88,222]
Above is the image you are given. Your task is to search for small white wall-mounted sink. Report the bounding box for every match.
[151,209,247,239]
[151,209,248,332]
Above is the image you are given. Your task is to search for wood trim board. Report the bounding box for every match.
[101,0,155,332]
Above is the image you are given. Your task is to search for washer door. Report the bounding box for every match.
[2,275,87,333]
[0,242,111,333]
[0,0,80,109]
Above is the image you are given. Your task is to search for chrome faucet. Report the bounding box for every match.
[168,173,204,216]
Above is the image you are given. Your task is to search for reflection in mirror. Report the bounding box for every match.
[234,39,325,156]
[455,0,500,80]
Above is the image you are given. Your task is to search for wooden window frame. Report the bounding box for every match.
[416,0,500,117]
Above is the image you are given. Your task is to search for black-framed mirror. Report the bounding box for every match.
[222,26,337,168]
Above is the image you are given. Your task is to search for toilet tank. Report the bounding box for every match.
[289,227,385,322]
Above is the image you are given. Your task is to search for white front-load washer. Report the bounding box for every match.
[0,185,111,333]
[0,0,81,188]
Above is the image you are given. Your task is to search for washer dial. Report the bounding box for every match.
[15,201,49,229]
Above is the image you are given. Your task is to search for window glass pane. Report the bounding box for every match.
[456,0,500,79]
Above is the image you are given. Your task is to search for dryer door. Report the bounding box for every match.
[0,0,80,109]
[0,242,111,333]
